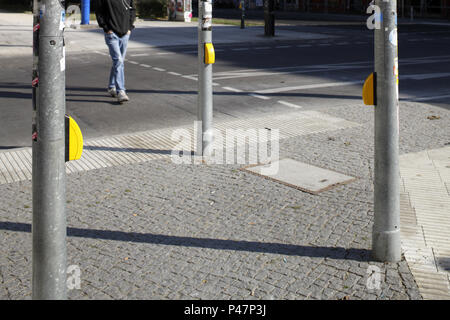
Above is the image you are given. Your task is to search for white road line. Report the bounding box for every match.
[296,45,312,48]
[249,93,270,100]
[232,48,249,51]
[278,100,303,109]
[401,72,450,80]
[255,81,363,94]
[140,64,151,68]
[153,67,166,72]
[255,47,271,50]
[276,45,291,48]
[182,75,198,80]
[94,51,109,56]
[130,53,149,57]
[168,71,182,76]
[128,61,139,65]
[336,42,349,45]
[222,87,243,92]
[318,43,331,46]
[210,56,450,81]
[412,94,450,101]
[156,52,174,55]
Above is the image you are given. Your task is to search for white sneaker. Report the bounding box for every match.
[107,87,117,97]
[117,90,129,103]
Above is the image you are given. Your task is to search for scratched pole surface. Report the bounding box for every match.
[32,0,68,299]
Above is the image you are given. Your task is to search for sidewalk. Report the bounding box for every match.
[0,100,448,299]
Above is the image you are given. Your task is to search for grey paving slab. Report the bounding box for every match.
[242,158,356,194]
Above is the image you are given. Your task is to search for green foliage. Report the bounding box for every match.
[136,0,167,19]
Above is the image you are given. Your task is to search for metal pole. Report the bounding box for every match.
[372,0,401,262]
[264,0,275,36]
[240,0,245,29]
[197,0,213,157]
[32,0,67,299]
[81,0,90,25]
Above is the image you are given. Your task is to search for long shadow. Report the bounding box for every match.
[0,83,360,100]
[0,221,371,262]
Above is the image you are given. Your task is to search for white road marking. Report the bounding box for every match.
[153,67,166,72]
[156,52,174,55]
[411,94,450,101]
[130,53,149,57]
[249,94,271,100]
[222,87,243,92]
[94,51,109,56]
[276,45,291,48]
[128,61,139,64]
[401,72,450,80]
[168,71,182,76]
[255,47,271,50]
[232,48,249,51]
[255,81,364,94]
[278,100,303,109]
[296,44,312,47]
[209,55,450,81]
[140,64,151,68]
[182,75,198,81]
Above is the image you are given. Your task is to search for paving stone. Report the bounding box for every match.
[1,103,440,299]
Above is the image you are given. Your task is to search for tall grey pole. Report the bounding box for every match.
[32,0,67,299]
[197,0,213,157]
[372,0,401,262]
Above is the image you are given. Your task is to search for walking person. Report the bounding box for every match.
[94,0,136,103]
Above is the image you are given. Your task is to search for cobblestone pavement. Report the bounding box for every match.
[1,101,448,300]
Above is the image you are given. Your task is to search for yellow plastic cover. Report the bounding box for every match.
[362,72,375,106]
[67,116,83,161]
[205,43,215,64]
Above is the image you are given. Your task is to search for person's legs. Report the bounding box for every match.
[117,34,130,93]
[104,33,125,92]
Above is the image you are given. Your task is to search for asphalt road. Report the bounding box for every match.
[1,22,449,148]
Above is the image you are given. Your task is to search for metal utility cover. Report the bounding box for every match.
[242,158,356,194]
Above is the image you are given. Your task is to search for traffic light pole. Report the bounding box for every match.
[264,0,275,36]
[32,0,67,299]
[197,0,213,157]
[372,0,401,262]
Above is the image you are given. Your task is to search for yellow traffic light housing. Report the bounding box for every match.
[362,72,376,106]
[65,115,83,162]
[204,43,215,64]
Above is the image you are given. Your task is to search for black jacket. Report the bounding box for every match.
[95,0,136,37]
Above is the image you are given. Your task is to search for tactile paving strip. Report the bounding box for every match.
[0,110,360,185]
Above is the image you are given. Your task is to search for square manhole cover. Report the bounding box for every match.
[242,158,356,194]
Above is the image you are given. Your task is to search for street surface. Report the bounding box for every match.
[0,13,449,300]
[0,19,449,147]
